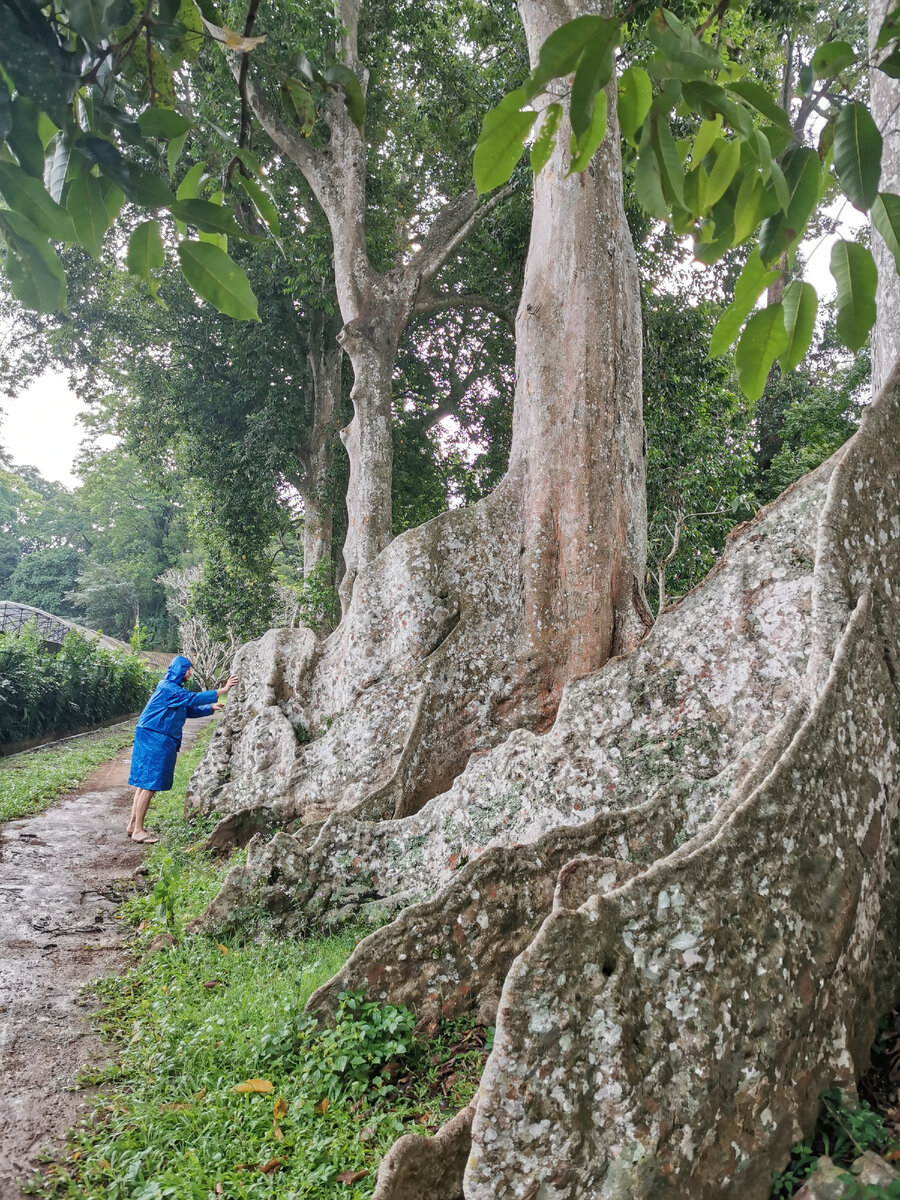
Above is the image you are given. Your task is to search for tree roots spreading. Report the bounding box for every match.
[190,370,900,1198]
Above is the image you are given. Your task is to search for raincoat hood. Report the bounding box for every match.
[165,655,193,684]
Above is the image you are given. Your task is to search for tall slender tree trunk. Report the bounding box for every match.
[513,0,647,704]
[299,310,343,577]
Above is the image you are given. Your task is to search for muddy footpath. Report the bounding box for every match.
[0,719,212,1200]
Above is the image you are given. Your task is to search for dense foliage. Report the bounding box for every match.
[0,622,155,743]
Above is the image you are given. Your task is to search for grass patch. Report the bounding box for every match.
[0,722,136,824]
[29,729,489,1200]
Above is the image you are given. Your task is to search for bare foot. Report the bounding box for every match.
[130,831,158,844]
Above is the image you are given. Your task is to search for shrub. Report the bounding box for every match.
[0,622,156,743]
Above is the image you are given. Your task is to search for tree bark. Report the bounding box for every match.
[870,0,900,395]
[298,310,342,577]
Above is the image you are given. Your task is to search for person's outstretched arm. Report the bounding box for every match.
[186,674,239,716]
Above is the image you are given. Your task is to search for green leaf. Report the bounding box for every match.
[568,92,607,173]
[177,240,259,320]
[126,220,165,285]
[634,141,669,219]
[0,162,76,242]
[726,79,792,131]
[876,2,900,48]
[527,15,608,96]
[779,280,818,371]
[138,107,193,140]
[474,89,537,194]
[733,171,773,243]
[811,39,856,79]
[281,78,317,134]
[709,250,778,356]
[323,64,366,132]
[648,8,721,73]
[123,168,176,208]
[9,97,46,178]
[758,147,820,263]
[705,137,740,206]
[65,0,135,41]
[569,23,616,140]
[43,132,72,204]
[877,46,900,77]
[691,116,721,165]
[617,66,652,146]
[167,130,189,176]
[238,175,281,238]
[65,171,110,258]
[735,304,788,401]
[872,191,900,272]
[0,210,67,312]
[530,103,563,175]
[176,162,208,201]
[0,7,76,125]
[829,239,877,351]
[0,81,10,143]
[167,199,250,239]
[100,178,125,224]
[655,118,684,207]
[833,103,882,212]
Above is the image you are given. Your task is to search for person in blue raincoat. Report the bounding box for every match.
[127,655,238,843]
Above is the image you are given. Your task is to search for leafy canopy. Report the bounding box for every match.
[473,2,900,397]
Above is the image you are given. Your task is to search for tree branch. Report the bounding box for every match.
[412,182,517,284]
[225,0,262,185]
[220,50,329,206]
[412,284,516,328]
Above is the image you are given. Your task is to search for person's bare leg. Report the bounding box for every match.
[127,790,141,836]
[130,789,157,842]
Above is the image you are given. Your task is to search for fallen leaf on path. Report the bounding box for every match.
[196,1088,207,1101]
[336,1170,369,1184]
[217,943,230,954]
[273,1125,284,1140]
[159,1102,192,1111]
[259,1157,284,1174]
[202,979,221,988]
[273,1096,288,1120]
[314,1097,330,1114]
[232,1078,274,1094]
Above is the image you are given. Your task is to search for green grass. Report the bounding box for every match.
[0,722,136,824]
[29,730,490,1200]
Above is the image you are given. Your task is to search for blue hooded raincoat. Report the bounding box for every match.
[128,655,217,792]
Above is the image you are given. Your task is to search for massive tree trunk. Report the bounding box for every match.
[189,0,648,845]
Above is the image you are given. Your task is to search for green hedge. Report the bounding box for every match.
[0,622,156,744]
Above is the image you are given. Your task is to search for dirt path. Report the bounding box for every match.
[0,719,212,1200]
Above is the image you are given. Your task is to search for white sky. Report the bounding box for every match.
[1,371,91,487]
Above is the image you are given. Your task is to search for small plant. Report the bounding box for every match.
[772,1090,900,1197]
[151,863,182,929]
